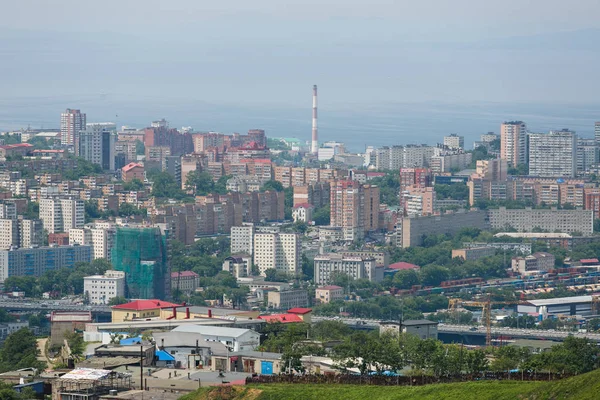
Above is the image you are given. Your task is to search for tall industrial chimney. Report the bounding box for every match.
[311,85,318,155]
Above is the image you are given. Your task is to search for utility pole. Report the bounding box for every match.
[140,345,144,390]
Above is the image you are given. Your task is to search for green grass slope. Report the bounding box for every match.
[180,369,600,400]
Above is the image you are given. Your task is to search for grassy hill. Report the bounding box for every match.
[180,369,600,400]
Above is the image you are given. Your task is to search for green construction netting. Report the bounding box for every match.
[111,227,168,299]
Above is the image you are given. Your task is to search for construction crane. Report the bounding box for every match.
[448,297,522,347]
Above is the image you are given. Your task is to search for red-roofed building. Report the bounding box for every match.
[121,162,144,182]
[388,262,420,271]
[0,143,33,158]
[171,271,200,293]
[257,313,304,324]
[580,258,599,265]
[111,299,181,322]
[292,203,314,223]
[315,285,344,304]
[287,308,312,323]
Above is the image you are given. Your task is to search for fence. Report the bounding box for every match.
[246,371,569,386]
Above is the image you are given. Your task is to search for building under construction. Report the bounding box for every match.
[111,227,169,300]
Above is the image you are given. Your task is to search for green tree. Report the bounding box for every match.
[392,269,420,290]
[0,328,46,373]
[108,296,128,306]
[118,203,147,217]
[151,171,186,199]
[419,264,450,286]
[123,178,145,191]
[262,180,284,192]
[313,205,330,226]
[186,171,216,195]
[465,348,488,374]
[66,331,85,361]
[84,199,101,222]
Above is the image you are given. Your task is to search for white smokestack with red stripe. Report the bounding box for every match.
[311,85,318,155]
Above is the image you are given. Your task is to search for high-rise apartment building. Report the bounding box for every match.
[474,159,508,181]
[60,109,86,146]
[401,186,436,217]
[76,123,117,170]
[19,219,43,248]
[488,207,593,235]
[230,223,255,255]
[500,121,527,166]
[0,245,91,281]
[0,202,17,220]
[595,122,600,145]
[443,134,464,150]
[314,253,383,286]
[253,232,300,276]
[375,145,437,170]
[39,198,85,233]
[329,180,379,241]
[69,226,115,260]
[528,130,577,177]
[577,138,598,175]
[0,219,19,250]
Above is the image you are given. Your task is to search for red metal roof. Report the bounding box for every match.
[257,314,303,323]
[0,143,33,149]
[580,258,599,264]
[112,299,181,311]
[122,162,143,172]
[388,262,420,270]
[287,307,312,315]
[171,271,199,278]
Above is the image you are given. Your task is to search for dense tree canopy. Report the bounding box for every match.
[0,328,46,373]
[151,171,187,199]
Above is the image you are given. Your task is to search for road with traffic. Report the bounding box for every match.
[312,316,600,342]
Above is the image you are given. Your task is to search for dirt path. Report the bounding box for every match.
[36,338,54,368]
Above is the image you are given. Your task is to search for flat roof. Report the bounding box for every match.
[172,325,254,338]
[402,319,439,326]
[527,295,592,307]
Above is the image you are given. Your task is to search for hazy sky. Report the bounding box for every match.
[1,1,600,140]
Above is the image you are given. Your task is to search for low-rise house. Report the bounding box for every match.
[315,285,344,304]
[171,325,260,352]
[153,331,228,369]
[171,271,200,293]
[267,289,309,310]
[111,299,181,323]
[212,350,283,374]
[512,252,556,275]
[452,247,496,261]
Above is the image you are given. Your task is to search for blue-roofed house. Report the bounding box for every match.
[155,350,176,367]
[119,336,143,346]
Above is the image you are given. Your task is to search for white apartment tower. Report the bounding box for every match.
[500,121,527,166]
[19,219,42,248]
[230,223,255,255]
[69,226,115,260]
[0,220,19,250]
[0,203,17,220]
[76,123,117,170]
[528,130,577,177]
[61,108,86,146]
[253,232,300,276]
[443,134,464,150]
[39,198,85,233]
